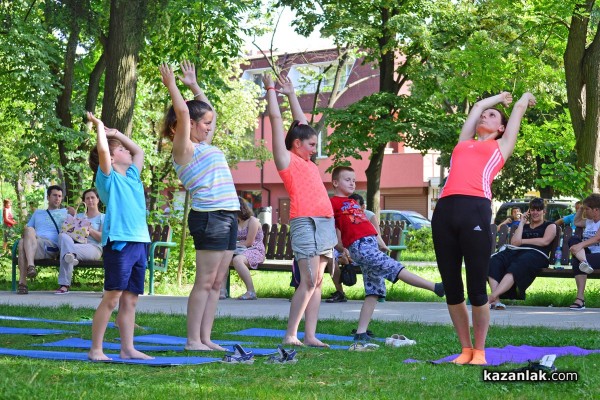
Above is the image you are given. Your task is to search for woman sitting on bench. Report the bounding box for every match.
[488,197,556,310]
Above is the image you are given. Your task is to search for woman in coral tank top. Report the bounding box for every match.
[432,91,536,365]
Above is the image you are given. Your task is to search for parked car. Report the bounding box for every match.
[493,199,575,225]
[380,210,431,229]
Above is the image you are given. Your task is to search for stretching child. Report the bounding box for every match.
[330,166,445,349]
[87,112,152,361]
[263,73,338,347]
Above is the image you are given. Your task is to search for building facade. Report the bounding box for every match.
[233,48,444,223]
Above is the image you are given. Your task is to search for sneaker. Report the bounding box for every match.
[221,344,254,364]
[325,291,347,303]
[266,345,298,364]
[348,342,379,351]
[385,334,416,347]
[351,330,375,338]
[54,286,70,295]
[579,261,594,274]
[64,253,79,267]
[434,282,445,297]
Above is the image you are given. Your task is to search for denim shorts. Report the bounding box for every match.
[289,217,336,260]
[188,210,237,251]
[348,235,404,298]
[103,241,148,295]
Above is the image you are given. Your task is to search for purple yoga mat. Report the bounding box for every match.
[404,345,600,366]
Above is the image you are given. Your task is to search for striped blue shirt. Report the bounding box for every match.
[173,143,239,212]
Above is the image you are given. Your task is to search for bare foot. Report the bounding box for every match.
[282,335,304,346]
[204,341,226,351]
[184,341,213,351]
[120,348,154,360]
[88,349,112,361]
[304,338,330,348]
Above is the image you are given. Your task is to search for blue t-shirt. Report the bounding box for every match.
[27,209,68,245]
[562,213,576,229]
[95,165,150,246]
[76,212,105,248]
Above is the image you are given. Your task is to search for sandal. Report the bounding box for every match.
[17,283,28,295]
[569,298,585,310]
[26,265,37,279]
[237,291,257,300]
[54,286,70,295]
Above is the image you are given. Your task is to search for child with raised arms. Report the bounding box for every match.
[262,73,338,347]
[87,112,152,361]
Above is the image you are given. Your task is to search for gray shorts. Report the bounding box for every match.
[289,217,336,260]
[35,237,60,260]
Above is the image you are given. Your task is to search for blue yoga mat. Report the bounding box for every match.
[0,347,219,366]
[0,327,75,336]
[0,315,115,328]
[131,334,248,347]
[37,337,278,356]
[226,328,384,342]
[404,345,600,367]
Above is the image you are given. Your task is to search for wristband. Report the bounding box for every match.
[266,87,275,92]
[193,93,202,99]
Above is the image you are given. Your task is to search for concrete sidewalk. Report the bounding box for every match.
[1,290,599,330]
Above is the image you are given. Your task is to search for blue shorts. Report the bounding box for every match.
[188,210,237,251]
[348,236,403,298]
[103,241,148,295]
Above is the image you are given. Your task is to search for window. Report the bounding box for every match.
[241,68,270,95]
[291,60,353,94]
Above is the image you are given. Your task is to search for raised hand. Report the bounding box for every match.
[522,92,536,108]
[499,91,513,107]
[159,63,176,87]
[178,60,197,87]
[277,75,295,96]
[86,111,102,126]
[262,73,274,90]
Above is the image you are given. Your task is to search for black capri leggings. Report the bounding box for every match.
[431,195,493,306]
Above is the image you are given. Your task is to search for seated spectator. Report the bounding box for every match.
[56,188,105,294]
[227,197,265,300]
[555,201,582,230]
[488,198,557,309]
[17,185,71,295]
[568,194,600,310]
[498,206,522,229]
[3,199,17,254]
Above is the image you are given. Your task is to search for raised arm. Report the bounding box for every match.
[574,205,586,228]
[277,76,308,125]
[160,63,194,166]
[262,74,290,170]
[87,112,112,175]
[178,60,217,144]
[459,92,513,143]
[108,129,145,173]
[496,92,536,161]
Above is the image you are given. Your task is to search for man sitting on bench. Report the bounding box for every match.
[488,198,557,309]
[16,185,70,295]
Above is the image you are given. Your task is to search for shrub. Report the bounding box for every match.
[405,227,433,253]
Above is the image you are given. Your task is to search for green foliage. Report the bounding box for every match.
[405,227,434,253]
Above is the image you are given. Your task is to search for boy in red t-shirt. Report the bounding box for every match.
[331,166,445,350]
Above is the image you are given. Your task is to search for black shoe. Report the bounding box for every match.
[353,332,375,342]
[434,282,445,297]
[326,291,348,303]
[351,329,375,338]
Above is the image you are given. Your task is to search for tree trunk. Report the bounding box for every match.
[101,0,149,135]
[564,1,600,192]
[365,144,387,214]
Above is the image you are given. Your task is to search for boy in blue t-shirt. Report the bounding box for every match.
[86,112,152,361]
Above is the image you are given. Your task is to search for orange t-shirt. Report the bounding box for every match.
[440,139,505,200]
[278,152,333,219]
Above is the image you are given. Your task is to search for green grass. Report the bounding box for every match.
[3,254,599,308]
[0,304,598,399]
